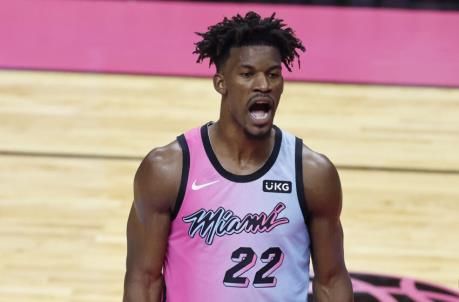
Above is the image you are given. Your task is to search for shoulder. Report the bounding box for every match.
[301,144,338,184]
[135,140,183,184]
[300,144,342,218]
[133,140,184,219]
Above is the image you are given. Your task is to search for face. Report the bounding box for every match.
[214,45,284,139]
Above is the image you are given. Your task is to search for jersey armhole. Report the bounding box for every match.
[295,137,310,224]
[170,134,190,220]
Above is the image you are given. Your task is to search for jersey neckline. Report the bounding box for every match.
[200,123,282,183]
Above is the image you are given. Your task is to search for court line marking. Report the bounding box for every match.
[0,150,139,161]
[1,149,458,175]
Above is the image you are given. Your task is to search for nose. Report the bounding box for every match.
[253,73,271,92]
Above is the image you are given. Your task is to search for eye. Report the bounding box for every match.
[240,72,253,78]
[268,72,280,79]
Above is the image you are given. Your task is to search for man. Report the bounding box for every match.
[123,11,353,302]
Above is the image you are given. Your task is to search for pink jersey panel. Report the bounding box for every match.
[163,125,310,301]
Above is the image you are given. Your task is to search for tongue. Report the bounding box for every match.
[250,110,268,120]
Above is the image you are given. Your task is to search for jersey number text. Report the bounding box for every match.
[223,247,284,288]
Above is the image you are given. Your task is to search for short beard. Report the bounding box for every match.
[243,126,272,140]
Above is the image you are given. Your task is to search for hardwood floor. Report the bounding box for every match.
[0,70,458,301]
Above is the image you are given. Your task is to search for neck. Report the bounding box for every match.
[208,120,275,173]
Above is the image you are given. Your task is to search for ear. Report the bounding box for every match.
[213,73,227,96]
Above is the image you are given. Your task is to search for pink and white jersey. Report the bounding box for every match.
[163,124,310,302]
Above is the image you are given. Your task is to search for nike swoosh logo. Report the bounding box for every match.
[191,180,219,191]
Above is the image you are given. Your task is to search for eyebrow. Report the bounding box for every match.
[239,64,282,70]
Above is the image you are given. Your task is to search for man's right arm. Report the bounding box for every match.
[123,141,183,302]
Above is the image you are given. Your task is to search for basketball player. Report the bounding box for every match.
[123,12,353,302]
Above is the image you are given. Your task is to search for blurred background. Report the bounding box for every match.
[0,0,458,301]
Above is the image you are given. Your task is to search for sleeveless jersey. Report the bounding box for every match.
[163,124,311,302]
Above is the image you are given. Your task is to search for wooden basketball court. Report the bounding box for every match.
[0,70,458,301]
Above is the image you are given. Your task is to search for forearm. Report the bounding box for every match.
[312,272,353,302]
[123,271,164,302]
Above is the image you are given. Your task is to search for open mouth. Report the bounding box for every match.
[248,99,273,122]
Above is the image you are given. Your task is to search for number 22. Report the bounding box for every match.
[223,247,284,288]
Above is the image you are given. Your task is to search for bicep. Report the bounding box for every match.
[309,215,346,281]
[302,150,346,282]
[126,201,170,279]
[126,146,181,278]
[123,202,170,302]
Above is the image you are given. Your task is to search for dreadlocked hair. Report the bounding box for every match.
[194,11,305,72]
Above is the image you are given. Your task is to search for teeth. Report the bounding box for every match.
[250,111,268,120]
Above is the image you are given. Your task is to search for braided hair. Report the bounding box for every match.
[194,11,305,72]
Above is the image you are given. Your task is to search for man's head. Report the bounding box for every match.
[194,12,305,138]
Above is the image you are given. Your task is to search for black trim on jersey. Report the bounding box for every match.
[162,284,166,302]
[171,134,190,220]
[295,137,310,224]
[201,123,282,183]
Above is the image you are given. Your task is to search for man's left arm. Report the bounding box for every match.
[302,146,353,301]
